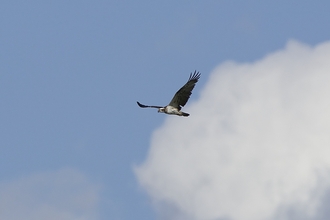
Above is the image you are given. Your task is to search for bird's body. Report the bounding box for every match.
[159,105,189,116]
[137,71,200,117]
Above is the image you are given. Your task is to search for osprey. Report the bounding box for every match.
[137,71,200,117]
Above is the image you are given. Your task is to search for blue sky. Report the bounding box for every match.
[2,1,330,220]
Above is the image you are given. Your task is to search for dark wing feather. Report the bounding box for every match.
[168,71,201,110]
[137,101,163,109]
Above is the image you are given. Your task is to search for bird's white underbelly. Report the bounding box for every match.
[164,106,179,115]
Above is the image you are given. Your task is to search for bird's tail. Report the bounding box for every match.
[181,112,189,117]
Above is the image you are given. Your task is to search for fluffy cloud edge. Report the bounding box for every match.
[135,40,330,220]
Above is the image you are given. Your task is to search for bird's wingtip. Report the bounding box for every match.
[137,101,145,108]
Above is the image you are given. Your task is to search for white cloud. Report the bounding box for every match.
[0,168,100,220]
[135,40,330,220]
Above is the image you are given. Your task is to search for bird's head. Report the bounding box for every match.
[158,107,165,113]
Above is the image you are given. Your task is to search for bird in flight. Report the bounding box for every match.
[137,71,201,117]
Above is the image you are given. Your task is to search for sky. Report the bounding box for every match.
[1,1,330,220]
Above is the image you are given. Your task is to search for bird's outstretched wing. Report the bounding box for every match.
[137,101,163,109]
[168,71,201,110]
